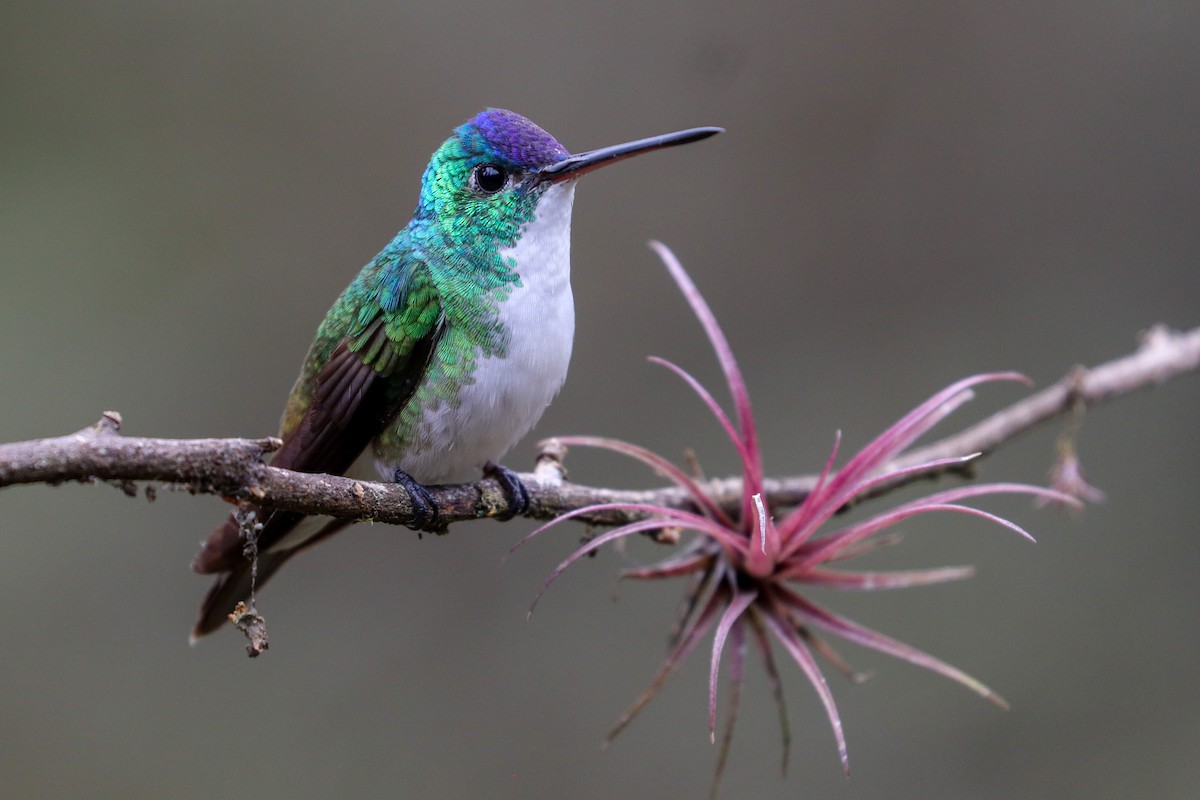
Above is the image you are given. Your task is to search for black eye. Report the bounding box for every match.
[471,164,507,194]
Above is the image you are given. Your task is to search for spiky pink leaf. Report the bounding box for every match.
[841,453,982,507]
[799,565,976,589]
[668,558,722,650]
[779,431,841,538]
[778,373,1030,544]
[709,589,757,738]
[712,621,747,798]
[512,501,745,559]
[620,549,712,581]
[746,613,791,775]
[791,502,1037,576]
[779,586,1008,709]
[607,585,728,744]
[796,626,871,684]
[824,530,905,562]
[916,481,1082,510]
[789,481,1071,570]
[761,594,850,775]
[554,435,733,526]
[650,241,764,522]
[647,356,750,468]
[526,513,734,616]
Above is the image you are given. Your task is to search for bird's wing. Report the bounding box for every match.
[192,261,444,575]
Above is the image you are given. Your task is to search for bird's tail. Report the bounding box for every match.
[190,514,351,641]
[190,548,294,641]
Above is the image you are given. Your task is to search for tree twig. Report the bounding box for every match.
[1,325,1196,527]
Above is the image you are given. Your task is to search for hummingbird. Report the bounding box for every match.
[191,108,722,639]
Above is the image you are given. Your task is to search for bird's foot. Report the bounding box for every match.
[484,462,530,521]
[393,469,442,532]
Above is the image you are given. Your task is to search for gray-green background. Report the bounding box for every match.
[2,2,1197,798]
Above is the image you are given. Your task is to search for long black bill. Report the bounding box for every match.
[537,126,723,184]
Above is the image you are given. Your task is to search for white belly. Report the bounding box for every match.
[375,182,577,484]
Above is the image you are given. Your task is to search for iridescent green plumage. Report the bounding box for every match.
[280,240,440,444]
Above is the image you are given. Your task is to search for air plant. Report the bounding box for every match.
[519,241,1077,788]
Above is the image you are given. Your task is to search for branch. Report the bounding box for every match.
[1,325,1197,527]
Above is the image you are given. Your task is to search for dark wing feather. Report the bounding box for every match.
[192,316,440,572]
[190,517,353,643]
[191,304,442,637]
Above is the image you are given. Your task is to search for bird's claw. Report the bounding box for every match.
[484,462,530,521]
[393,469,441,532]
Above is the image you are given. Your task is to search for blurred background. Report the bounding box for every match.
[2,2,1198,798]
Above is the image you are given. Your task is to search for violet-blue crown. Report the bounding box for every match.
[461,108,569,170]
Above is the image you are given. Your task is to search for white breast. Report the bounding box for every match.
[377,182,577,484]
